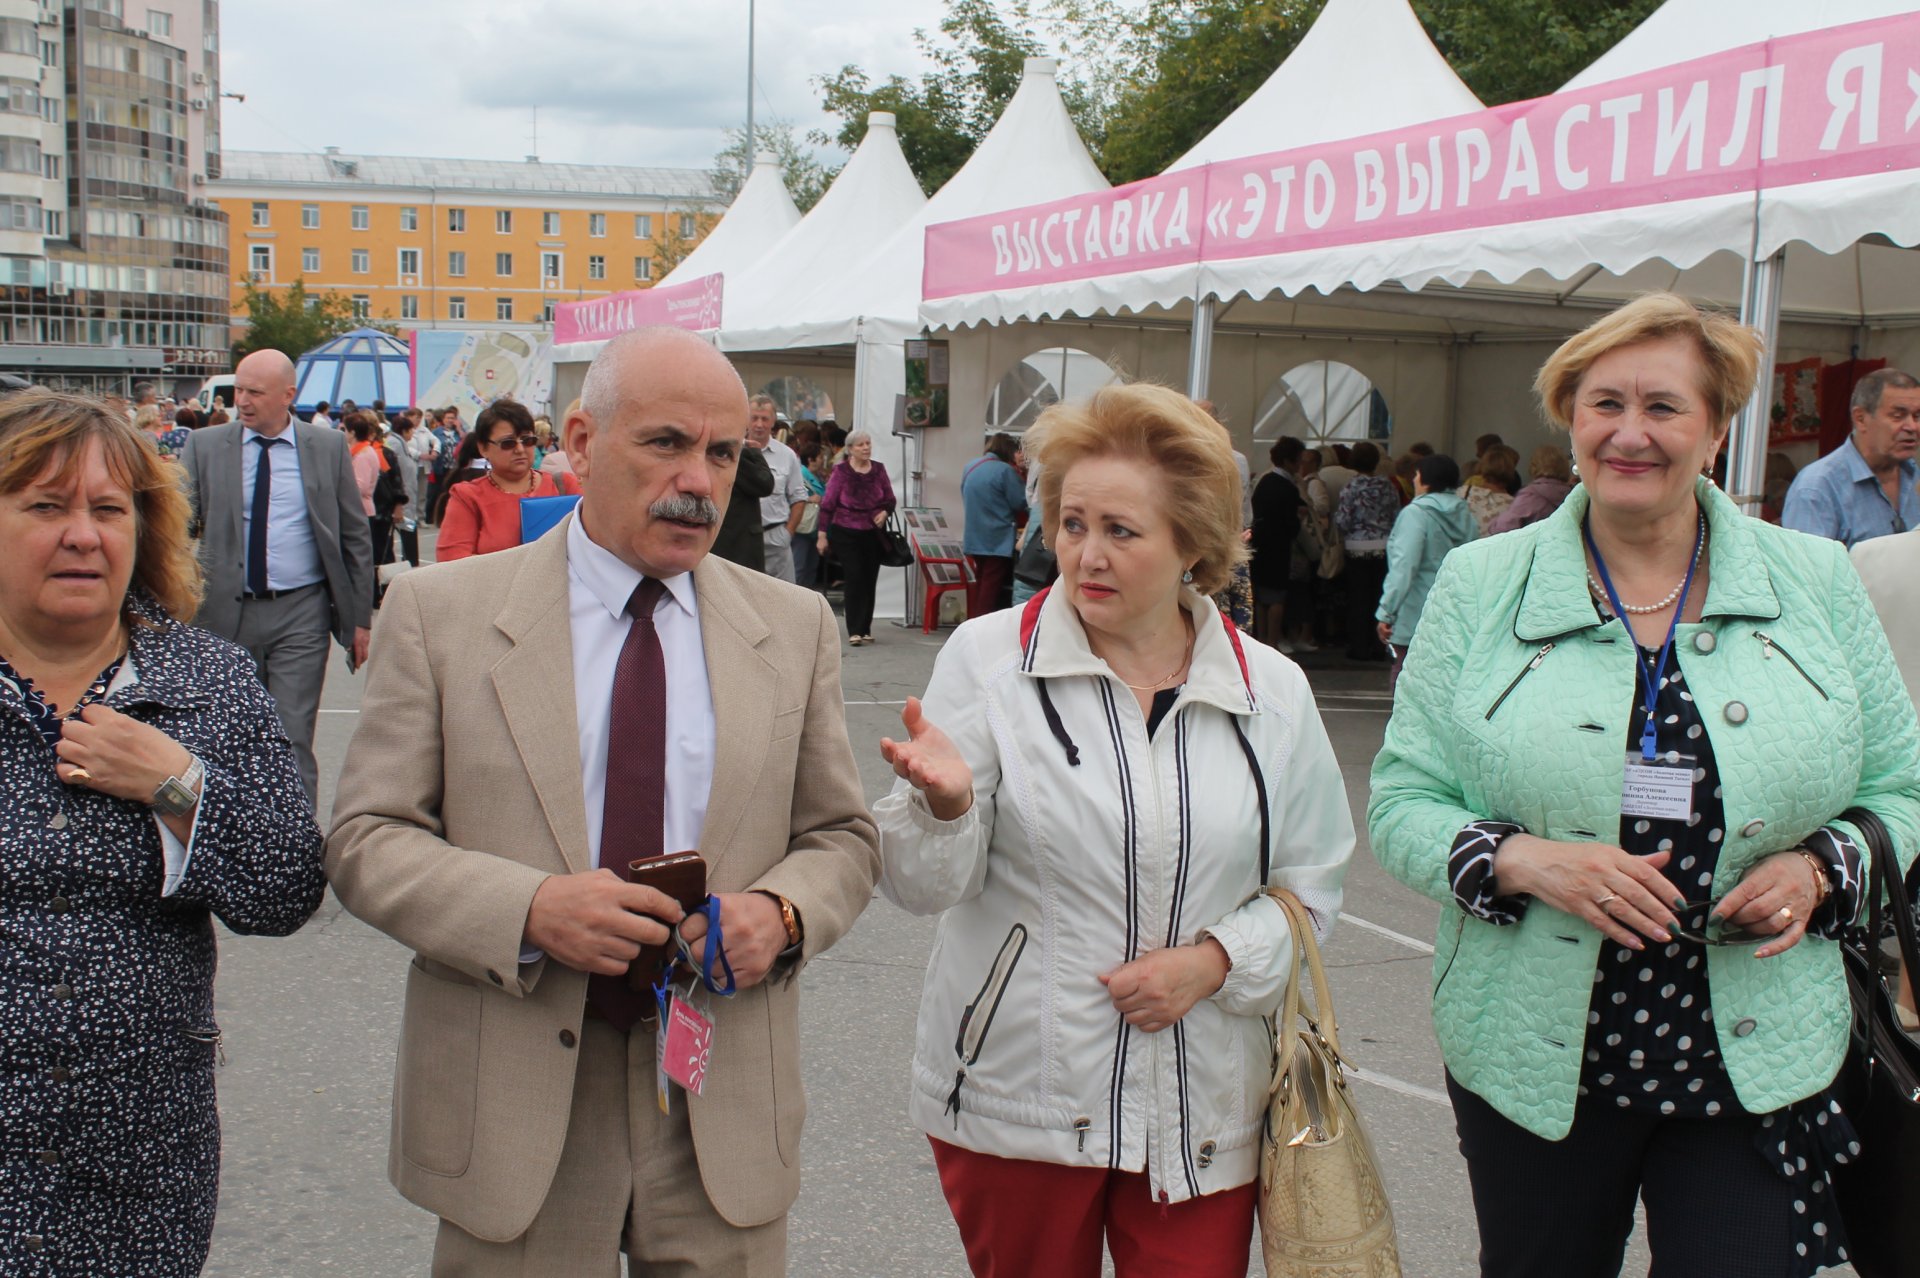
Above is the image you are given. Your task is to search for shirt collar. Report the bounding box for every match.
[567,511,696,623]
[1840,435,1920,485]
[242,417,296,447]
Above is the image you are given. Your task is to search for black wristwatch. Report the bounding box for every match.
[151,756,204,819]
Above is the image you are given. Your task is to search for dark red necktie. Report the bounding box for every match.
[586,577,668,1030]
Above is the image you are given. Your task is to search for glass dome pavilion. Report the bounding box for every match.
[293,328,412,416]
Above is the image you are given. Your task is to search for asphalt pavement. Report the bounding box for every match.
[198,566,1824,1277]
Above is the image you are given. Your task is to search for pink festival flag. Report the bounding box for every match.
[553,273,725,345]
[924,12,1920,300]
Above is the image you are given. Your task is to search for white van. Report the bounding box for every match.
[194,375,235,412]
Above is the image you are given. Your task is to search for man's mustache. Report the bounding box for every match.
[650,494,721,525]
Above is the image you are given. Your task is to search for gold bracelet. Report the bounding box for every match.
[1797,849,1832,906]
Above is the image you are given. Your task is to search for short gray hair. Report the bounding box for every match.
[845,429,873,447]
[1851,367,1920,416]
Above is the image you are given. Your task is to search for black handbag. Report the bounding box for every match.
[1832,806,1920,1278]
[877,514,916,569]
[1013,524,1056,587]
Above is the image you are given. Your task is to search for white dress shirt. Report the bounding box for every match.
[240,420,326,590]
[567,512,716,868]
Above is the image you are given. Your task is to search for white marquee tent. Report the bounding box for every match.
[657,151,800,289]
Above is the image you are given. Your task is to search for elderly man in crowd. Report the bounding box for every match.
[325,325,880,1275]
[1782,367,1920,547]
[747,393,811,583]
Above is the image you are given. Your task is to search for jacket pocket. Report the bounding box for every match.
[397,957,483,1178]
[944,923,1027,1126]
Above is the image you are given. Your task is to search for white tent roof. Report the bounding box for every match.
[1169,0,1481,171]
[920,0,1485,329]
[658,151,801,288]
[717,113,928,351]
[742,57,1109,350]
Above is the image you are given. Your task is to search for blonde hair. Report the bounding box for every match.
[1528,444,1572,483]
[1025,382,1246,596]
[0,388,204,622]
[132,404,161,433]
[1535,292,1765,432]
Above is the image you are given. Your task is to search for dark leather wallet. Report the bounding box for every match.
[624,851,708,995]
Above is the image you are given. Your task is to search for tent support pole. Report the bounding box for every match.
[1730,250,1785,517]
[1187,295,1217,401]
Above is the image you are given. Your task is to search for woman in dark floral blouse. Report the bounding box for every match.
[0,389,325,1276]
[1333,440,1400,660]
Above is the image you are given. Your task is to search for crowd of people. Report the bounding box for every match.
[1,292,1917,1278]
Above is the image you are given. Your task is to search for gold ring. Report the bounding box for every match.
[1595,892,1620,909]
[65,767,93,784]
[1778,905,1794,924]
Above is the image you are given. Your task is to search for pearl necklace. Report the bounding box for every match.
[1586,514,1706,615]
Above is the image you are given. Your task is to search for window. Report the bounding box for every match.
[45,210,62,237]
[147,9,172,37]
[541,300,556,323]
[495,296,513,321]
[399,206,418,231]
[634,213,652,238]
[37,95,56,124]
[247,244,271,281]
[679,213,696,238]
[448,251,466,277]
[495,209,512,233]
[448,208,466,233]
[634,256,651,281]
[448,296,467,321]
[589,213,606,237]
[351,295,370,319]
[400,295,419,320]
[541,211,559,235]
[350,205,369,231]
[540,251,561,280]
[250,201,268,227]
[351,248,369,274]
[494,251,512,276]
[301,247,319,272]
[588,255,605,280]
[40,153,57,181]
[397,247,420,276]
[300,203,319,229]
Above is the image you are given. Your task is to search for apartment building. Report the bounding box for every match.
[210,150,714,333]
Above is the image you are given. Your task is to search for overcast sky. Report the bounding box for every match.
[219,0,959,173]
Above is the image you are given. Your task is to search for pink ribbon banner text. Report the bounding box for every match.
[553,273,724,345]
[923,13,1920,299]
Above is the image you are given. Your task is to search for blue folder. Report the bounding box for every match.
[520,494,581,545]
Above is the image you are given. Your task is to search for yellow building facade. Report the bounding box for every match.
[208,149,714,332]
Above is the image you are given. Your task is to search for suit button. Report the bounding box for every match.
[1693,632,1716,654]
[558,1029,577,1049]
[1723,701,1748,725]
[1732,1017,1758,1037]
[51,983,72,1001]
[49,1067,70,1083]
[1741,820,1766,838]
[486,970,503,986]
[47,812,67,830]
[49,897,70,914]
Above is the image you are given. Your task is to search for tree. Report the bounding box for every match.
[711,120,835,214]
[1414,0,1664,106]
[232,279,381,361]
[650,211,716,278]
[812,0,1106,196]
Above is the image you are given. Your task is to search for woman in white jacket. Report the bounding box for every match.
[876,384,1354,1278]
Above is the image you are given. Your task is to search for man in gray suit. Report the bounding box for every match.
[180,349,373,803]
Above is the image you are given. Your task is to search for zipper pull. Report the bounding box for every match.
[1159,1189,1171,1219]
[1757,632,1775,659]
[944,1070,965,1128]
[1074,1117,1091,1152]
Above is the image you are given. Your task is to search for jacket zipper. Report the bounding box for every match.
[945,923,1028,1126]
[1484,642,1556,720]
[1431,912,1467,1005]
[1753,632,1830,700]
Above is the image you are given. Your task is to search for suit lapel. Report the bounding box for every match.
[293,422,327,519]
[490,530,591,873]
[692,558,777,871]
[221,424,245,559]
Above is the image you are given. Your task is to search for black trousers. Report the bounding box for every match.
[1447,1073,1796,1278]
[1343,553,1388,657]
[829,525,881,636]
[394,524,420,568]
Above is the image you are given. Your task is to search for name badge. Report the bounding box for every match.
[656,989,716,1112]
[1621,753,1695,822]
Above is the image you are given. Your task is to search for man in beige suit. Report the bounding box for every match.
[325,327,880,1274]
[1852,525,1920,709]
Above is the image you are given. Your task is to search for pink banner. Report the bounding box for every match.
[924,13,1920,299]
[553,273,724,344]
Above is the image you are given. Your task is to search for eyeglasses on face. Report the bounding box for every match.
[488,434,539,450]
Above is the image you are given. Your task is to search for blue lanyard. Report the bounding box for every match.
[1582,516,1704,762]
[663,895,737,1001]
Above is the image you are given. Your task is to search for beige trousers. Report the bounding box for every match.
[431,1017,787,1277]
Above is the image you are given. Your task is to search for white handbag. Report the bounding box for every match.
[1257,888,1403,1278]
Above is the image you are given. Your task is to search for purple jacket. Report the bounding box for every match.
[820,460,896,532]
[1485,476,1574,534]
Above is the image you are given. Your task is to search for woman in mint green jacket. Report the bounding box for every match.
[1369,294,1920,1278]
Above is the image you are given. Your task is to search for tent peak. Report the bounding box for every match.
[752,150,779,168]
[1023,56,1057,79]
[868,111,897,131]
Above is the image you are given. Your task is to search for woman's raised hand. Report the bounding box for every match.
[880,697,973,820]
[1492,835,1682,951]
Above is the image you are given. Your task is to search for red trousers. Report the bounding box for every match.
[967,554,1014,618]
[929,1137,1257,1278]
